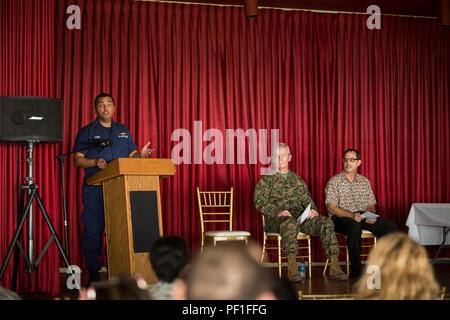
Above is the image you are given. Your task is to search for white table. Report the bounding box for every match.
[406,203,450,263]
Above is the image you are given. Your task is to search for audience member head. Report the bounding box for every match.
[355,232,440,300]
[247,239,264,263]
[79,275,151,300]
[173,245,277,300]
[150,235,190,283]
[270,278,298,300]
[0,286,22,300]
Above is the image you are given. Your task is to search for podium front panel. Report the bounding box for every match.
[102,175,162,284]
[102,176,133,279]
[130,191,160,253]
[125,175,162,283]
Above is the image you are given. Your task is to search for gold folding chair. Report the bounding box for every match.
[360,229,377,258]
[260,215,312,279]
[323,230,376,275]
[197,187,251,250]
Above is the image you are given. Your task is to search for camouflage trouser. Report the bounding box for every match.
[265,215,340,258]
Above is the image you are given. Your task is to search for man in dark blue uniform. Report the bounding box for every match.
[73,93,153,285]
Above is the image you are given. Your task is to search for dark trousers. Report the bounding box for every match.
[81,184,106,271]
[331,215,397,274]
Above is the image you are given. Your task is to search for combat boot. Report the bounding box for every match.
[287,254,304,282]
[328,255,348,281]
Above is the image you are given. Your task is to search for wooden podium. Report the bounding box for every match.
[86,158,175,284]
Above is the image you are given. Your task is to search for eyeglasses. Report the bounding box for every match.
[343,158,358,163]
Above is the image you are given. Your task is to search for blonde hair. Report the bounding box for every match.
[355,232,440,300]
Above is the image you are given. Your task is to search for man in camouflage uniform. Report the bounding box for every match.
[254,143,347,282]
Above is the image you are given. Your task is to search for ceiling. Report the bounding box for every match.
[158,0,441,17]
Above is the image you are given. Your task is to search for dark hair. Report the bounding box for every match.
[94,93,115,108]
[149,235,190,283]
[270,278,298,300]
[91,275,151,300]
[343,148,361,160]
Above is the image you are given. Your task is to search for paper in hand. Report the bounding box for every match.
[297,203,311,225]
[360,211,380,219]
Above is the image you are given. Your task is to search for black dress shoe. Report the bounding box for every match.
[87,270,101,286]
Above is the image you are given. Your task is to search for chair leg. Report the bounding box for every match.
[323,258,329,275]
[308,238,312,279]
[261,235,267,264]
[277,237,282,279]
[346,246,350,275]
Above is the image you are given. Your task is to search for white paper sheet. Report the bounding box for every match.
[361,211,380,219]
[297,203,311,225]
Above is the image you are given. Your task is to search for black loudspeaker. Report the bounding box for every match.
[0,96,63,143]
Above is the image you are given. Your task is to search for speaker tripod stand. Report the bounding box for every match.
[0,141,80,290]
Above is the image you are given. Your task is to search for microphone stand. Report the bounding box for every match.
[55,142,108,258]
[55,151,74,259]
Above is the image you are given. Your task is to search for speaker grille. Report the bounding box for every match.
[0,96,63,143]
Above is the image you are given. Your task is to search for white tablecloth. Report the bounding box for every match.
[406,203,450,246]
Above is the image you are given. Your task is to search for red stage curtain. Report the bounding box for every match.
[0,0,61,294]
[55,0,450,266]
[1,0,449,294]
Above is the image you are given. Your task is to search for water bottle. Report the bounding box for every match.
[298,258,306,279]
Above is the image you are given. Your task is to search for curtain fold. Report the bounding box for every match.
[0,0,60,294]
[1,0,449,294]
[55,1,450,266]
